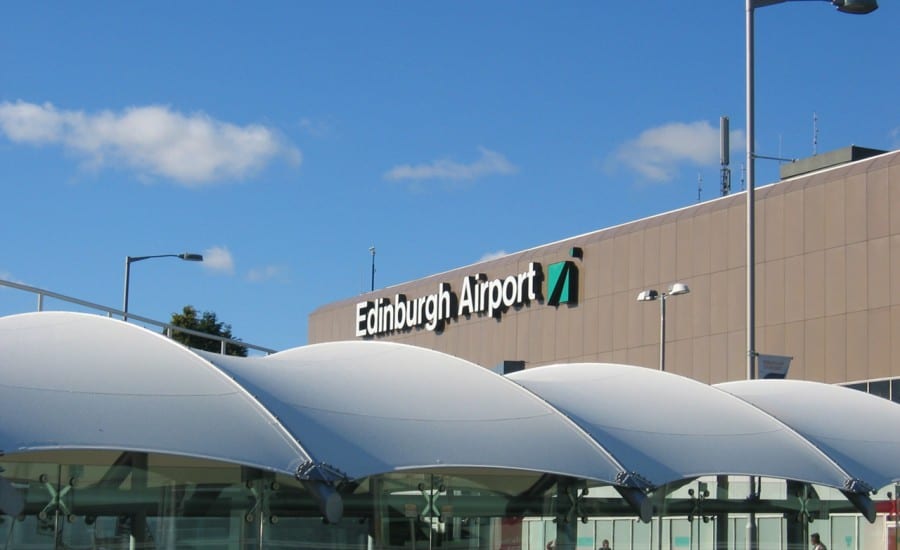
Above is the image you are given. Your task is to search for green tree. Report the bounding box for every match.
[167,305,248,357]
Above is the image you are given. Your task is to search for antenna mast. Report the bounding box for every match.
[720,116,732,196]
[813,111,819,155]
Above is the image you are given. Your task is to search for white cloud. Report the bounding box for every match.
[202,246,235,275]
[0,100,301,186]
[479,250,509,262]
[246,265,288,283]
[611,121,744,183]
[384,147,517,185]
[0,101,65,142]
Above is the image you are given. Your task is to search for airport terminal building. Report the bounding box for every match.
[3,147,900,550]
[310,146,900,395]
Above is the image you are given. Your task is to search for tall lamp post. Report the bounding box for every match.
[123,253,204,321]
[637,283,691,550]
[636,283,690,372]
[745,0,877,382]
[744,2,876,549]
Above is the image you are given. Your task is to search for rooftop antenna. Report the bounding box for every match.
[369,246,376,292]
[697,173,703,202]
[720,116,732,196]
[813,111,819,156]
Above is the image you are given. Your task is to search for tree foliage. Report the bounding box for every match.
[167,305,248,357]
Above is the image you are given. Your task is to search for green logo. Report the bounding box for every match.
[547,261,578,306]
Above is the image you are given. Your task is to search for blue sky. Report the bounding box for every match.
[1,2,897,351]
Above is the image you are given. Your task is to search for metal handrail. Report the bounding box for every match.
[0,278,277,355]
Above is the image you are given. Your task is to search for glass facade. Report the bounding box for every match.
[2,452,896,549]
[843,377,900,404]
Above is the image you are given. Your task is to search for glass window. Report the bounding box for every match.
[576,519,595,549]
[526,519,547,550]
[697,516,716,549]
[628,521,653,549]
[891,379,900,404]
[670,518,692,548]
[809,518,831,549]
[615,518,636,550]
[870,380,890,400]
[5,453,892,549]
[729,517,748,550]
[757,515,783,550]
[830,515,856,550]
[595,519,614,549]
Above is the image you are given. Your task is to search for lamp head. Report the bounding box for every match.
[668,283,690,296]
[832,0,877,14]
[179,253,204,262]
[636,289,659,302]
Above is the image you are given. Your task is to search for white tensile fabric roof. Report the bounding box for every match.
[0,312,623,485]
[199,341,626,484]
[717,379,900,492]
[0,311,893,505]
[0,311,311,476]
[507,363,863,491]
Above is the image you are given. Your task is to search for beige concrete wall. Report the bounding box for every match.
[309,151,900,385]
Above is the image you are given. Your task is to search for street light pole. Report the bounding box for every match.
[744,2,876,548]
[746,0,757,383]
[745,0,877,381]
[637,283,690,550]
[123,252,204,321]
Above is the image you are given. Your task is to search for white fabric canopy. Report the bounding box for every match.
[0,312,627,487]
[508,363,862,492]
[717,379,900,492]
[0,311,885,507]
[201,342,627,484]
[0,312,310,476]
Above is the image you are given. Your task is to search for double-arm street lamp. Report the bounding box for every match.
[123,253,204,321]
[745,0,877,381]
[636,283,691,372]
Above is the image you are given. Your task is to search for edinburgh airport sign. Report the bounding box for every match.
[354,260,577,338]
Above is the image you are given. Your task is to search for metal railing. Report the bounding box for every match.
[0,278,278,356]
